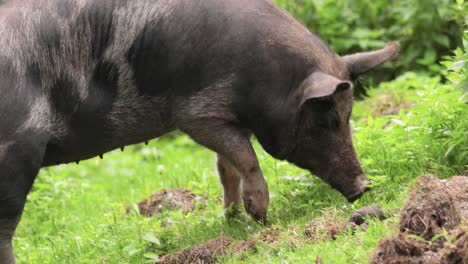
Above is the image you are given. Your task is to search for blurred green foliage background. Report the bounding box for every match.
[276,0,467,86]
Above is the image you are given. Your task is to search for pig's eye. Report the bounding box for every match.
[316,109,340,129]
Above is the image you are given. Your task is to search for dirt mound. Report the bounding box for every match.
[135,189,205,217]
[156,236,256,264]
[370,235,432,264]
[399,174,461,242]
[371,174,468,263]
[440,227,468,264]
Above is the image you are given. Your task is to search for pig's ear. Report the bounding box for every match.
[343,41,400,78]
[302,72,352,101]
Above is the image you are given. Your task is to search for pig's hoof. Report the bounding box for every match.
[243,196,268,225]
[242,178,269,224]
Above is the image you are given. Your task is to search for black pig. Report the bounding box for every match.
[0,0,399,262]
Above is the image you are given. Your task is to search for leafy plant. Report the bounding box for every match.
[442,34,468,93]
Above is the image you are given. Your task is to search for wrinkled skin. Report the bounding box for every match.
[0,0,399,262]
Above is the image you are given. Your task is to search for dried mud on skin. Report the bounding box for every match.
[371,174,468,264]
[134,189,205,217]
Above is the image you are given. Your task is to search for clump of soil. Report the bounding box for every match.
[156,236,257,264]
[348,205,387,230]
[399,174,461,242]
[371,174,468,263]
[135,189,205,217]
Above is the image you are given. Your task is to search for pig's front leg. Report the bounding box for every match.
[180,120,269,223]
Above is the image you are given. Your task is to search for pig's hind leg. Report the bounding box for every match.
[0,131,48,264]
[217,154,242,219]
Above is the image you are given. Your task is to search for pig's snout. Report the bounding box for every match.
[345,174,370,203]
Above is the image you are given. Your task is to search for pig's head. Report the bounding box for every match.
[285,42,400,202]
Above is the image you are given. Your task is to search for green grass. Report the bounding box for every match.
[14,72,467,264]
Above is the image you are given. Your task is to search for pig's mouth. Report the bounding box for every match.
[346,188,367,202]
[343,175,371,202]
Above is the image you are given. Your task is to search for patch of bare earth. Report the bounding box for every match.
[370,174,468,264]
[155,233,262,264]
[149,173,468,263]
[132,188,205,217]
[156,227,310,264]
[156,236,234,264]
[154,205,388,263]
